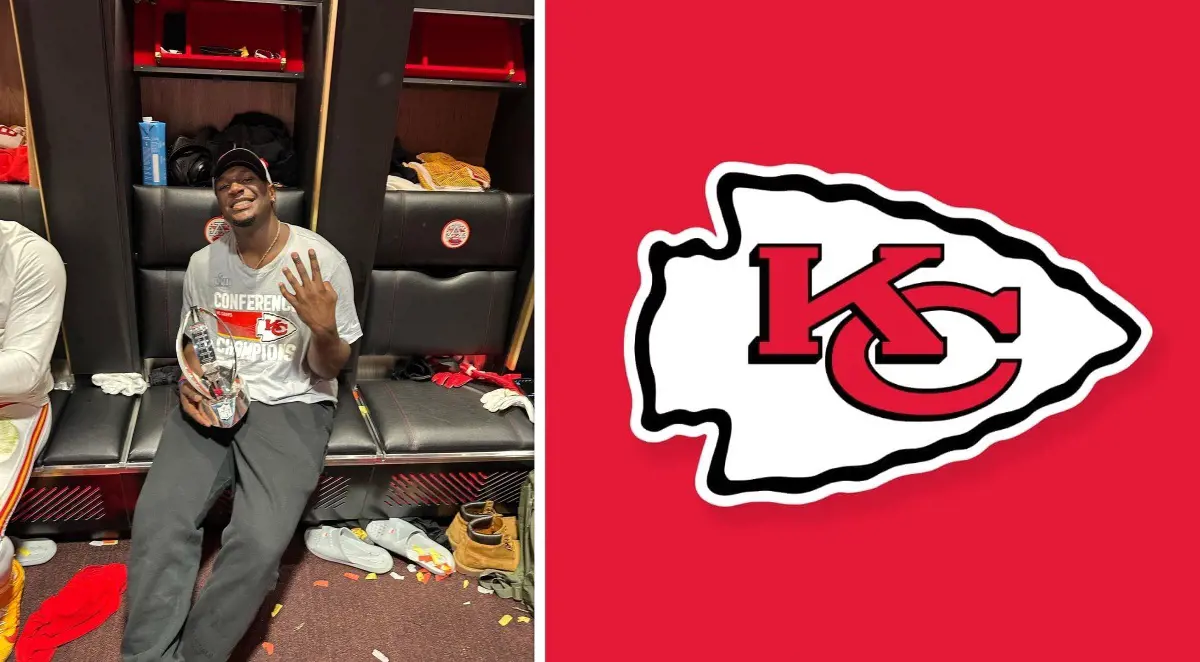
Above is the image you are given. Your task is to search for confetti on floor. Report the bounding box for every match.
[406,564,417,573]
[518,617,531,624]
[89,540,118,547]
[295,623,305,631]
[262,642,275,655]
[313,580,329,588]
[417,572,430,584]
[478,586,495,595]
[463,601,471,606]
[373,650,390,662]
[434,573,447,582]
[499,615,513,627]
[390,572,403,580]
[463,580,469,589]
[271,604,282,618]
[366,573,378,580]
[344,572,360,581]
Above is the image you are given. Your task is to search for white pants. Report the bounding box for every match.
[0,400,52,537]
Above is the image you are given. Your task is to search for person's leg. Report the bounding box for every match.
[0,400,52,566]
[178,401,332,661]
[120,403,236,662]
[0,400,52,661]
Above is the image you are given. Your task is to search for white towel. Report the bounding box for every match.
[386,175,425,191]
[91,373,149,396]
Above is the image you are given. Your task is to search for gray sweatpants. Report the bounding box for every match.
[121,398,334,662]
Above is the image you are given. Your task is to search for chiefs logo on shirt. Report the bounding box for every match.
[215,310,297,343]
[255,313,295,342]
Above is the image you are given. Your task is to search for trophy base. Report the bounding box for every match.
[198,389,250,428]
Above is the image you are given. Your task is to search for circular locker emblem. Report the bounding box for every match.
[205,216,231,243]
[441,220,470,249]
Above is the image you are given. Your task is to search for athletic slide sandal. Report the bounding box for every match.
[303,526,394,574]
[366,519,455,575]
[12,538,57,567]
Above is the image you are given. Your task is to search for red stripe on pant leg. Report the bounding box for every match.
[0,404,49,531]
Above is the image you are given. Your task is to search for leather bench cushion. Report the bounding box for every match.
[129,384,377,462]
[136,268,186,359]
[132,186,306,267]
[358,380,533,453]
[377,191,532,269]
[38,386,132,466]
[327,386,379,455]
[0,184,46,237]
[127,384,175,463]
[362,270,515,356]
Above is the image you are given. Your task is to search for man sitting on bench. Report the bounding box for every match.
[121,148,363,662]
[0,218,66,661]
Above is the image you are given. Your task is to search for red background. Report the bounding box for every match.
[546,1,1197,658]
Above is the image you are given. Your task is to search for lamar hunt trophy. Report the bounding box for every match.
[177,305,250,427]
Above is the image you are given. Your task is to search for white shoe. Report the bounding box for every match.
[366,519,455,575]
[11,538,56,567]
[303,526,394,574]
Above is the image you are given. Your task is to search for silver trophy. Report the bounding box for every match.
[176,306,249,427]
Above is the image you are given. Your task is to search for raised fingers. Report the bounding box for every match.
[282,264,302,295]
[308,248,322,283]
[290,251,311,285]
[279,281,299,306]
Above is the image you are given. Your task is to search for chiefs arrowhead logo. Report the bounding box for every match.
[255,312,295,343]
[625,163,1151,507]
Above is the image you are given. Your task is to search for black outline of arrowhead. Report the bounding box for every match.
[629,167,1150,501]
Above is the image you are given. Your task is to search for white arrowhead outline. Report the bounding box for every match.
[624,162,1153,507]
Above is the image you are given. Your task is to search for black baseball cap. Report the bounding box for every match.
[212,147,274,192]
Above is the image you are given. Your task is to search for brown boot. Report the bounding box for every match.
[448,501,517,550]
[453,515,520,576]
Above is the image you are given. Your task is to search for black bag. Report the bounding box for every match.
[214,112,299,187]
[166,113,298,188]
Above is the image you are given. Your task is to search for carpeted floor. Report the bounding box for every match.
[17,530,533,660]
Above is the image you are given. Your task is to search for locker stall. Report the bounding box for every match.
[4,0,535,539]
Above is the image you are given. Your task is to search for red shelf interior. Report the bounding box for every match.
[133,0,305,74]
[405,13,526,84]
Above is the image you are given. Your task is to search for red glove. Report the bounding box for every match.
[431,360,524,394]
[432,370,473,388]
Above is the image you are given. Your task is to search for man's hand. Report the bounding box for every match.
[179,380,219,427]
[280,249,338,337]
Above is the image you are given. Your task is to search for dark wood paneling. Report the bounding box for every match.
[139,77,296,142]
[0,1,24,126]
[395,86,497,167]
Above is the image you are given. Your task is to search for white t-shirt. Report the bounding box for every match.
[181,223,363,405]
[0,220,66,407]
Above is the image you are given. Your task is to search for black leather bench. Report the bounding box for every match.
[358,380,533,453]
[356,190,534,457]
[38,387,133,467]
